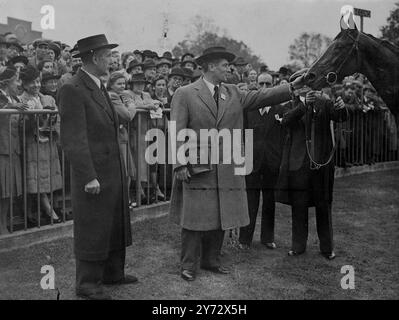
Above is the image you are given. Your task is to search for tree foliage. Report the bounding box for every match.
[172,15,264,70]
[380,2,399,46]
[288,32,332,68]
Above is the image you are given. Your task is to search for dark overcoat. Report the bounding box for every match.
[169,78,291,231]
[275,96,348,207]
[58,70,131,261]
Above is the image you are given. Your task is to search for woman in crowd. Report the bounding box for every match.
[122,73,162,204]
[37,58,55,76]
[40,73,61,99]
[0,66,27,234]
[107,72,137,208]
[19,65,62,224]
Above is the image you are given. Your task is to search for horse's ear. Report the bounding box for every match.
[340,17,349,30]
[348,12,357,30]
[340,5,356,30]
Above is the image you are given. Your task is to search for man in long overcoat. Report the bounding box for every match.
[169,46,306,281]
[58,35,136,300]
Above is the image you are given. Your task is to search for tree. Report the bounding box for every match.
[172,15,264,70]
[288,32,332,68]
[380,2,399,46]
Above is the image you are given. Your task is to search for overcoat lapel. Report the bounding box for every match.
[195,78,217,120]
[216,85,228,126]
[78,70,115,122]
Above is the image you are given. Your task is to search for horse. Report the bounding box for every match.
[305,22,399,124]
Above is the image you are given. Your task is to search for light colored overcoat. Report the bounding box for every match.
[169,78,291,231]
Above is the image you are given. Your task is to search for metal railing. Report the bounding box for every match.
[0,106,397,236]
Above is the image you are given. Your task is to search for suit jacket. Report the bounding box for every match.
[244,103,290,173]
[169,78,291,231]
[58,69,131,261]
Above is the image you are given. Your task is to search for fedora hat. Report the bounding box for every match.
[142,59,156,70]
[156,58,172,68]
[232,56,247,66]
[73,34,118,58]
[48,42,61,58]
[196,47,235,65]
[181,52,195,62]
[169,67,186,78]
[129,72,147,84]
[180,57,197,69]
[127,59,143,73]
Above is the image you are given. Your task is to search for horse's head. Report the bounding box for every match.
[305,28,361,90]
[305,6,362,89]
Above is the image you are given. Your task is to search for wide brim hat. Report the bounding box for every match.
[32,39,49,48]
[8,55,29,66]
[231,56,247,66]
[41,73,61,83]
[19,65,40,83]
[0,66,18,82]
[129,72,148,84]
[127,59,144,73]
[169,67,186,78]
[142,58,156,70]
[73,34,118,58]
[180,58,197,69]
[196,47,236,65]
[181,67,194,79]
[156,58,172,68]
[48,42,61,58]
[181,52,195,62]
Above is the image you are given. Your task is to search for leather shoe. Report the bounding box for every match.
[201,266,230,274]
[103,274,138,285]
[263,242,277,249]
[321,251,336,260]
[181,269,195,281]
[76,289,112,300]
[288,250,305,256]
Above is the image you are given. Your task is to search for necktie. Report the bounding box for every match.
[213,85,219,108]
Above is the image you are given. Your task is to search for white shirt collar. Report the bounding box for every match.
[81,67,102,89]
[202,76,219,96]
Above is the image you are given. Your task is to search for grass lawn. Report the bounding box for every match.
[0,169,398,300]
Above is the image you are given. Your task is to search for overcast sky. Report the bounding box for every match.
[0,0,396,69]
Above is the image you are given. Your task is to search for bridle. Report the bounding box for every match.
[324,29,361,86]
[304,30,359,170]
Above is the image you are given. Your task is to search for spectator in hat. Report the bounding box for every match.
[170,46,307,282]
[157,58,172,78]
[162,51,174,64]
[180,57,197,71]
[8,55,29,73]
[58,50,82,87]
[6,42,24,60]
[247,69,257,87]
[0,66,27,235]
[58,34,135,300]
[19,65,63,225]
[133,50,143,63]
[121,72,161,203]
[167,67,184,104]
[40,73,61,99]
[181,52,195,62]
[233,56,248,82]
[4,32,18,44]
[47,42,61,62]
[181,67,194,86]
[37,58,55,76]
[127,59,143,76]
[29,39,49,69]
[121,52,135,71]
[143,59,157,81]
[107,72,137,207]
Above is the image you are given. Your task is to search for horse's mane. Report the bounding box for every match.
[363,32,399,56]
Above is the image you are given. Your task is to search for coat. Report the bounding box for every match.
[275,96,348,207]
[169,78,291,231]
[58,69,131,261]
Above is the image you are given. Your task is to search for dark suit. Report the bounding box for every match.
[239,103,289,245]
[275,96,347,253]
[58,70,131,293]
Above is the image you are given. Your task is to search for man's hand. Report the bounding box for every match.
[305,90,317,105]
[334,96,345,110]
[176,167,191,182]
[7,102,28,111]
[84,179,100,194]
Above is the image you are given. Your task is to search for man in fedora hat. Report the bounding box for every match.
[169,46,306,281]
[167,67,185,104]
[58,34,136,300]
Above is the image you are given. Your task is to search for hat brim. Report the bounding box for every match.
[196,52,236,66]
[127,64,144,73]
[73,43,118,58]
[42,75,62,82]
